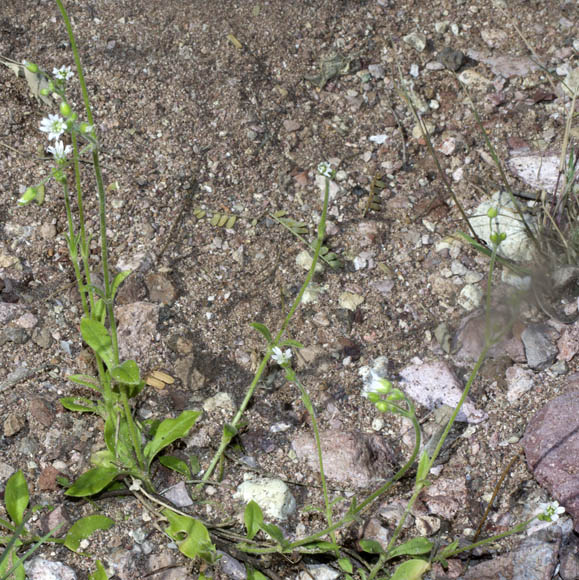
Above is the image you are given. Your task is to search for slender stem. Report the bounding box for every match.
[55,0,119,364]
[198,176,331,488]
[294,375,336,547]
[71,130,94,315]
[61,178,88,315]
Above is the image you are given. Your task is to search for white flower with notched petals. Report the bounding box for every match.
[40,114,66,141]
[47,140,72,162]
[539,501,565,522]
[53,65,73,81]
[317,161,335,179]
[272,347,292,366]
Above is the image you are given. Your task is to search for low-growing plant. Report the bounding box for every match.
[4,2,574,579]
[0,471,110,580]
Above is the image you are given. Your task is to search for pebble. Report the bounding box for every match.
[403,32,427,52]
[235,475,296,520]
[506,365,535,403]
[338,291,364,311]
[25,557,77,580]
[458,284,484,311]
[521,324,558,370]
[438,47,465,72]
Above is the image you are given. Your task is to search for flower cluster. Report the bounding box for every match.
[538,501,565,522]
[317,161,335,179]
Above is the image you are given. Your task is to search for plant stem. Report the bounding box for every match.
[55,0,119,364]
[198,176,331,488]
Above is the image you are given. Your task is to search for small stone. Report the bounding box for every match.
[203,392,235,414]
[506,366,535,403]
[434,21,450,34]
[145,272,177,304]
[368,64,385,79]
[458,69,492,90]
[403,32,427,52]
[296,250,324,273]
[25,558,77,580]
[283,119,301,133]
[37,465,62,491]
[163,481,193,508]
[3,414,24,437]
[338,291,364,311]
[28,398,55,428]
[115,302,160,361]
[438,47,465,72]
[458,284,484,311]
[521,324,558,370]
[412,122,435,140]
[235,476,296,520]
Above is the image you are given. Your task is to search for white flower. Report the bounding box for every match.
[272,347,292,366]
[47,140,72,161]
[317,161,335,179]
[539,501,565,522]
[39,114,66,141]
[53,65,74,81]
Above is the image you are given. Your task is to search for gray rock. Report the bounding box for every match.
[522,392,579,532]
[521,324,558,370]
[398,359,487,423]
[462,525,562,579]
[163,481,193,508]
[24,557,77,580]
[292,429,399,487]
[215,551,246,580]
[559,527,579,580]
[438,47,465,71]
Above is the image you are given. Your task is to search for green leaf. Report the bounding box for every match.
[416,450,431,484]
[64,515,114,552]
[5,471,29,527]
[244,501,263,540]
[65,467,120,497]
[111,270,131,300]
[80,318,114,369]
[89,560,109,580]
[246,567,268,580]
[60,397,98,413]
[387,537,433,561]
[158,456,192,478]
[111,360,141,385]
[388,558,430,580]
[260,523,288,548]
[279,339,303,349]
[338,558,353,573]
[250,322,273,344]
[90,449,116,470]
[162,509,217,563]
[298,540,339,553]
[68,374,102,393]
[359,539,385,554]
[144,410,201,467]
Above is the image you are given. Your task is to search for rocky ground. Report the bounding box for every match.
[0,0,578,579]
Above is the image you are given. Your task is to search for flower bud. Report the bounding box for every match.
[40,88,50,96]
[18,187,37,206]
[25,61,39,73]
[487,207,498,219]
[60,101,72,118]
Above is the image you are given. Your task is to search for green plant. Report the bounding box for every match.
[0,471,112,580]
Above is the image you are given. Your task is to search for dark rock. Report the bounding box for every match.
[521,324,558,370]
[462,525,562,579]
[438,47,465,72]
[522,392,579,532]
